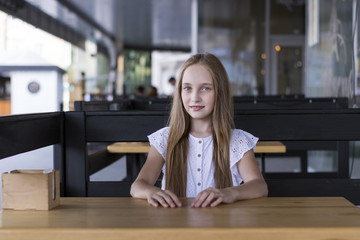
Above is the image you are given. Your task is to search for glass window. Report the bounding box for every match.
[306,0,354,100]
[270,0,305,35]
[276,45,303,94]
[198,0,265,96]
[123,50,152,97]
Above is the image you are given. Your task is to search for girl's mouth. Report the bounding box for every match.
[190,106,204,111]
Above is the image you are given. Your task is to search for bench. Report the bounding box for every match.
[74,97,349,178]
[62,109,360,204]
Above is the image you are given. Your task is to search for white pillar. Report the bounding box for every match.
[191,0,198,54]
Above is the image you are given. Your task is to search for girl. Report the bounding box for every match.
[130,53,268,208]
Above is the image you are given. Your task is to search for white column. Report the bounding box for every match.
[191,0,198,54]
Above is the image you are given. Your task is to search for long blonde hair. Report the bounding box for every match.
[165,53,234,197]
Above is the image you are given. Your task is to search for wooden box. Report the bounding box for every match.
[1,169,60,210]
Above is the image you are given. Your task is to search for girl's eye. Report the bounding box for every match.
[183,86,191,91]
[202,87,211,91]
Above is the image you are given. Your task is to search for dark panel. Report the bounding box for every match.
[264,172,340,179]
[53,113,65,196]
[0,112,62,159]
[88,181,132,197]
[54,144,65,196]
[74,98,172,112]
[64,112,87,197]
[132,98,173,111]
[74,100,133,111]
[88,180,161,197]
[54,112,65,195]
[86,111,169,142]
[83,109,360,142]
[233,97,348,110]
[281,141,338,150]
[267,179,360,205]
[234,109,360,141]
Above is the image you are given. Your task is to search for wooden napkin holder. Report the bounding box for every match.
[2,169,60,210]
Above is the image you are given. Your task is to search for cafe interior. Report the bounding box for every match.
[0,0,360,239]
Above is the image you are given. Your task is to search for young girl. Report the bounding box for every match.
[130,53,268,208]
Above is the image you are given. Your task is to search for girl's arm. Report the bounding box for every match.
[130,146,182,208]
[192,150,268,208]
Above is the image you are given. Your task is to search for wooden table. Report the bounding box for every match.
[107,141,286,154]
[108,141,286,175]
[1,197,359,240]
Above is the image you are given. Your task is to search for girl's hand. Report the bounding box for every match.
[191,188,234,208]
[146,189,182,208]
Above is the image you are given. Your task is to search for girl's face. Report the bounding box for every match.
[181,64,215,122]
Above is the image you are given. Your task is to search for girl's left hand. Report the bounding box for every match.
[191,188,234,208]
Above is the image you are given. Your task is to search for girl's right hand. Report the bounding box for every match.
[146,189,182,208]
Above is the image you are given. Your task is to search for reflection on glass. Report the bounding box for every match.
[277,46,303,94]
[152,0,191,48]
[307,151,337,173]
[198,0,265,96]
[265,156,302,173]
[270,0,305,35]
[306,0,354,99]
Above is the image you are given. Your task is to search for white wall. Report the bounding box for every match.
[10,70,62,114]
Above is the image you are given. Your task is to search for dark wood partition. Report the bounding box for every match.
[0,112,63,159]
[63,109,360,204]
[0,112,65,194]
[2,108,359,203]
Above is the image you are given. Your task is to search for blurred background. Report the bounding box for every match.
[0,0,359,202]
[0,0,359,115]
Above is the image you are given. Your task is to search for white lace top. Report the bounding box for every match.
[148,127,258,197]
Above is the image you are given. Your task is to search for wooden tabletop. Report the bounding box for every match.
[107,141,286,154]
[1,197,359,240]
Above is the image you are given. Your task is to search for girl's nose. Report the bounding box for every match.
[191,90,200,102]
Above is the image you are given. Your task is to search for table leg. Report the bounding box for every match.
[126,153,146,181]
[261,153,266,174]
